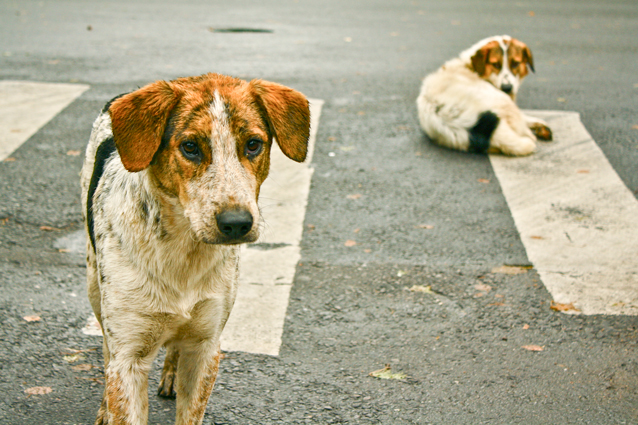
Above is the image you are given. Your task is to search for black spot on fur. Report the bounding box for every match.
[87,137,116,252]
[468,111,500,154]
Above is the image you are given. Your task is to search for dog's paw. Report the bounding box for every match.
[157,370,177,399]
[530,122,553,141]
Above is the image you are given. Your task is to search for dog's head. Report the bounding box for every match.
[466,35,535,100]
[107,73,310,245]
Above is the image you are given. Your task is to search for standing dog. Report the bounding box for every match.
[417,35,552,156]
[80,73,310,424]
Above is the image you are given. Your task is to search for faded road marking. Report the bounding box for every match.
[0,81,89,161]
[490,110,638,315]
[221,99,323,355]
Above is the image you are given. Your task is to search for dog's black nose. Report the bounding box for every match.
[501,83,513,94]
[216,210,253,239]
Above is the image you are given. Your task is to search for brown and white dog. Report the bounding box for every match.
[80,73,310,424]
[417,35,552,156]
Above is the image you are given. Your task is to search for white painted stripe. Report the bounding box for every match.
[220,99,324,355]
[0,81,89,161]
[490,110,638,316]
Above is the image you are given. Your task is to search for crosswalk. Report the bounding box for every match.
[2,81,636,359]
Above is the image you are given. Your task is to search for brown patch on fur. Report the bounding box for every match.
[189,351,221,421]
[105,371,128,424]
[471,40,503,78]
[109,81,182,172]
[508,38,534,77]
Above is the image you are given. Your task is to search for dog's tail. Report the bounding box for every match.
[468,111,500,154]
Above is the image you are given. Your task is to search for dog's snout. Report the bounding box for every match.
[216,209,253,239]
[501,83,513,94]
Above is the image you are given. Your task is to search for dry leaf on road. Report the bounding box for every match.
[369,365,407,380]
[344,240,357,247]
[491,265,530,275]
[71,364,94,372]
[23,315,41,322]
[522,345,544,352]
[408,285,433,293]
[347,193,362,200]
[24,386,53,396]
[416,224,434,229]
[550,301,580,312]
[66,150,81,156]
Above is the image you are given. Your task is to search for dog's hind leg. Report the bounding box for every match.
[490,120,536,156]
[157,345,179,399]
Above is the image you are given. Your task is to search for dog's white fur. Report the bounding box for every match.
[417,35,552,156]
[81,74,310,424]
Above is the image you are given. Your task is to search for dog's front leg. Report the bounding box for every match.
[174,339,222,425]
[100,314,164,425]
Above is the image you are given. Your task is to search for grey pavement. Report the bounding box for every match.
[0,1,637,424]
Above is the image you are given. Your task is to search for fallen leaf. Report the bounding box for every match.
[409,285,432,293]
[416,224,434,229]
[527,11,535,17]
[369,365,407,380]
[62,347,97,355]
[474,283,492,292]
[523,324,530,330]
[364,249,371,253]
[71,364,94,372]
[66,150,81,156]
[550,301,580,312]
[40,226,60,231]
[353,228,360,233]
[491,265,531,275]
[632,125,638,130]
[58,248,71,253]
[4,157,16,162]
[344,240,357,247]
[63,354,85,363]
[522,345,544,352]
[488,302,506,307]
[23,315,41,322]
[327,136,336,142]
[494,294,504,298]
[577,169,590,174]
[25,386,53,396]
[477,178,490,184]
[557,97,566,103]
[473,292,485,298]
[347,193,362,200]
[530,235,544,240]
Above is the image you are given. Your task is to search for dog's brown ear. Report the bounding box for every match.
[471,40,501,77]
[108,81,181,172]
[251,80,311,163]
[522,45,535,73]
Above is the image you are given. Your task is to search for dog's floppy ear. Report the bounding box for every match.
[522,45,535,73]
[251,79,311,163]
[108,81,181,172]
[471,40,501,77]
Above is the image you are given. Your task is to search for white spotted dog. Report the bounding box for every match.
[417,35,552,156]
[80,73,311,425]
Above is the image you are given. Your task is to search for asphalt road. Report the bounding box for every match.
[1,1,637,424]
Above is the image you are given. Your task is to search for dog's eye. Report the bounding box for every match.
[245,138,263,157]
[180,141,201,162]
[511,60,520,68]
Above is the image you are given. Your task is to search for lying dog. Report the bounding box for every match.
[80,73,310,424]
[417,35,552,156]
